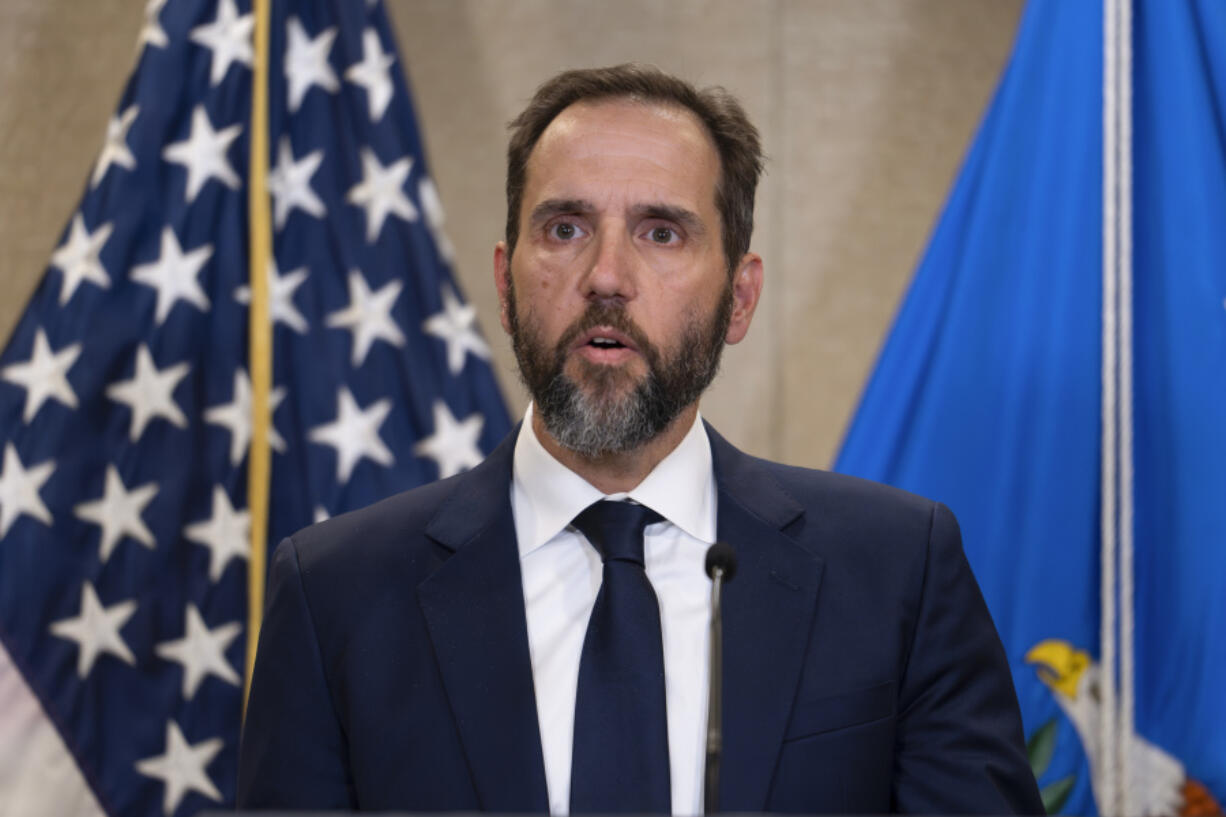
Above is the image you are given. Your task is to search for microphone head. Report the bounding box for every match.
[705,542,737,582]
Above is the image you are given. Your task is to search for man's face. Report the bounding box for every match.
[494,99,760,456]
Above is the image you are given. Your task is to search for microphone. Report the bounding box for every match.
[703,542,737,814]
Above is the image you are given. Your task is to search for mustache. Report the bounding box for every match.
[554,303,658,364]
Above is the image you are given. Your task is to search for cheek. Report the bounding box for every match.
[665,276,724,321]
[515,254,583,319]
[660,278,730,344]
[511,273,571,343]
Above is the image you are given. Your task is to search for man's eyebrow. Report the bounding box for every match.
[632,203,706,236]
[526,199,708,236]
[528,198,594,226]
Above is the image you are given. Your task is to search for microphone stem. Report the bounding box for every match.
[704,567,724,814]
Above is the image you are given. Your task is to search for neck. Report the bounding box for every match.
[532,404,699,495]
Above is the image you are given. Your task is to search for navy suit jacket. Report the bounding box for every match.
[237,426,1043,813]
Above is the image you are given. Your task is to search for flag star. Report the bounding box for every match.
[235,258,310,333]
[325,270,405,366]
[348,147,419,241]
[346,148,417,242]
[284,17,339,111]
[268,137,325,229]
[131,227,213,324]
[2,330,81,422]
[91,104,139,188]
[50,214,113,305]
[313,505,330,524]
[106,345,191,442]
[155,604,241,699]
[162,106,242,202]
[135,722,224,815]
[423,286,491,375]
[73,465,158,563]
[344,28,394,121]
[0,444,54,538]
[203,369,286,467]
[139,0,169,50]
[49,582,137,678]
[184,485,250,582]
[418,176,456,264]
[414,400,484,479]
[188,0,253,86]
[309,387,393,483]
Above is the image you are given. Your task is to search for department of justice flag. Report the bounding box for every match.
[836,0,1226,813]
[0,1,511,815]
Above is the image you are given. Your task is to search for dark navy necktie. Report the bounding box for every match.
[569,500,672,814]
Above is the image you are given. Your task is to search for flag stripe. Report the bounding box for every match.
[0,641,104,816]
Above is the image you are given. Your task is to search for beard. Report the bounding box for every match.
[507,281,733,458]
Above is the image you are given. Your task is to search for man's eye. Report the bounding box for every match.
[648,226,677,244]
[550,222,579,240]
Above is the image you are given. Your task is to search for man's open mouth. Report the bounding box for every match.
[573,327,638,355]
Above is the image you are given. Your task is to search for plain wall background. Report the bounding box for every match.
[0,0,1023,469]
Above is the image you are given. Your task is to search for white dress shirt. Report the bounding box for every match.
[511,403,717,816]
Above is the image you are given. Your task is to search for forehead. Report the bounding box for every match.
[522,98,721,214]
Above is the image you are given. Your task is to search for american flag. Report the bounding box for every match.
[0,0,510,814]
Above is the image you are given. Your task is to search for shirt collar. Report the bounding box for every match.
[512,403,716,557]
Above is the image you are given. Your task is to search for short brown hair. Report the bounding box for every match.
[504,64,764,272]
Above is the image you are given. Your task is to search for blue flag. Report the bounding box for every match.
[836,0,1225,814]
[1132,2,1226,812]
[0,1,510,815]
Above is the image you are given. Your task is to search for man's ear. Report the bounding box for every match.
[724,253,763,345]
[493,241,513,336]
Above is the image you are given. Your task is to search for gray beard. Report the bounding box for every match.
[508,284,732,458]
[534,357,686,457]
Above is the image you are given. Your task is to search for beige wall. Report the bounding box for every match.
[0,0,1022,469]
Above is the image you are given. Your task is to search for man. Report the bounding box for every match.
[238,65,1043,814]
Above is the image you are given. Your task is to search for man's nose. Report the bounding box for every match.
[582,228,638,302]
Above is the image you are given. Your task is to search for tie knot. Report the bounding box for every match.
[572,500,663,566]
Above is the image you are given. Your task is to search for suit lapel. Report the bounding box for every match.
[707,426,825,812]
[416,430,550,812]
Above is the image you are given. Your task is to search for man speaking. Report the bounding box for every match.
[237,65,1043,814]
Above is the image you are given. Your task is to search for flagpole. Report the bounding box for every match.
[244,0,273,713]
[1100,0,1121,811]
[1118,0,1136,812]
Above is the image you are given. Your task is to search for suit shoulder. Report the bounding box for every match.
[283,471,467,575]
[707,426,950,550]
[735,456,959,571]
[759,457,942,524]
